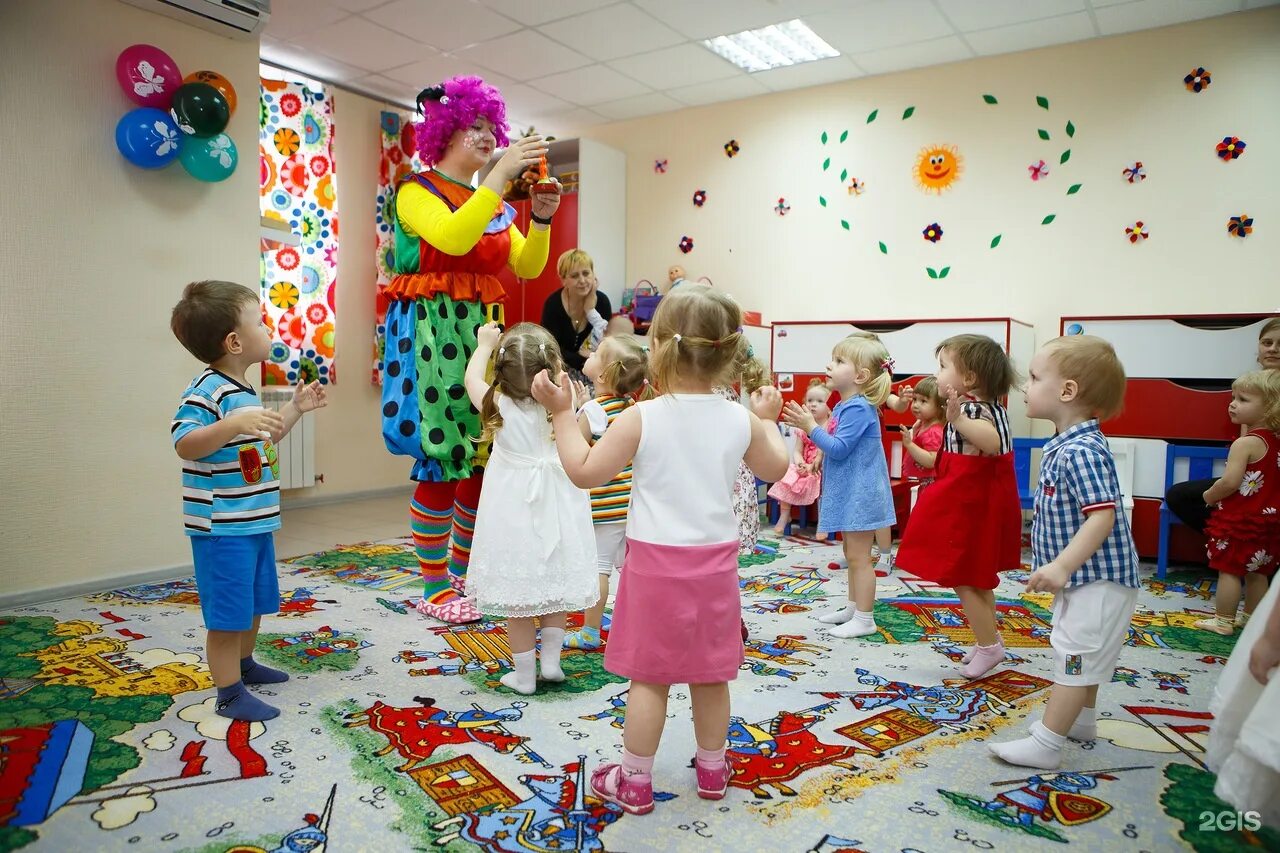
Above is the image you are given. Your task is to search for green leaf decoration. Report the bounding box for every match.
[1060,149,1071,164]
[1036,95,1050,110]
[1066,183,1082,195]
[982,94,998,104]
[938,266,951,279]
[1038,129,1050,141]
[822,157,830,171]
[867,109,878,123]
[990,234,1002,248]
[840,219,850,231]
[840,168,848,182]
[819,195,827,207]
[821,131,828,144]
[1066,120,1075,138]
[927,267,938,279]
[1042,214,1056,225]
[902,106,915,120]
[839,130,849,142]
[878,241,888,254]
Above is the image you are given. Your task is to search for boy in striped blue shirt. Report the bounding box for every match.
[171,281,327,721]
[990,335,1139,769]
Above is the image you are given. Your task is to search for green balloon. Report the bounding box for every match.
[179,133,238,182]
[169,81,229,138]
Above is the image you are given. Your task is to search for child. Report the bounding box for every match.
[1195,369,1280,635]
[900,375,945,488]
[989,335,1138,769]
[463,322,599,694]
[715,354,772,556]
[782,335,897,639]
[563,334,653,651]
[531,284,788,814]
[170,281,328,721]
[770,379,830,535]
[894,334,1022,677]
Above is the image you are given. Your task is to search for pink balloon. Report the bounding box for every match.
[115,44,182,109]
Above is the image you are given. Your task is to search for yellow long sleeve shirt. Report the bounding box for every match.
[396,181,550,279]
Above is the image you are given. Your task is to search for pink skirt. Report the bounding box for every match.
[604,538,743,685]
[767,464,821,506]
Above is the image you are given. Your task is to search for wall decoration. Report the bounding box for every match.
[692,189,707,207]
[922,223,943,244]
[1227,215,1253,238]
[1183,67,1211,93]
[653,158,667,173]
[912,144,963,194]
[775,198,791,216]
[1125,221,1150,243]
[1028,160,1049,181]
[1123,161,1146,183]
[1215,136,1246,161]
[679,235,694,253]
[724,139,740,158]
[372,110,426,386]
[847,178,865,195]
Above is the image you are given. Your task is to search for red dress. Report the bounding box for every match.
[1205,429,1280,578]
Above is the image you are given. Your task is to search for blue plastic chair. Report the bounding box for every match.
[1013,437,1049,511]
[1157,443,1229,578]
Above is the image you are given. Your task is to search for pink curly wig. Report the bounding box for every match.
[413,76,510,167]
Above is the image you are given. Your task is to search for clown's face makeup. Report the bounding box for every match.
[450,117,497,171]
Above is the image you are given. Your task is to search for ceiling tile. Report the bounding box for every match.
[529,64,651,105]
[351,73,420,103]
[753,55,865,92]
[631,0,848,40]
[592,92,685,120]
[453,29,595,79]
[528,106,608,135]
[806,0,955,54]
[327,0,391,10]
[477,0,622,27]
[935,0,1086,31]
[851,35,973,75]
[262,0,350,42]
[1094,0,1246,34]
[499,84,575,116]
[261,38,376,79]
[380,54,515,91]
[965,12,1097,56]
[667,75,771,106]
[537,4,686,61]
[607,44,741,90]
[364,0,523,52]
[290,16,432,73]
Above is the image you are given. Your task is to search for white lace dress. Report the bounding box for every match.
[466,394,599,618]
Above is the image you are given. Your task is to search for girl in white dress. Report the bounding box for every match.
[464,322,598,694]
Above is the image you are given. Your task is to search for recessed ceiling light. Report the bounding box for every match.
[702,19,839,73]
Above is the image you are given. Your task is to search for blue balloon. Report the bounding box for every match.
[115,107,182,169]
[178,132,238,182]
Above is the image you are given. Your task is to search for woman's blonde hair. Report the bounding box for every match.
[912,375,944,413]
[556,248,593,279]
[595,333,655,401]
[648,284,745,392]
[478,323,563,443]
[1259,317,1280,344]
[1233,369,1280,431]
[831,334,893,407]
[936,334,1021,399]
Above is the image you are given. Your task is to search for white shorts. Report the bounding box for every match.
[1050,581,1138,686]
[594,522,627,575]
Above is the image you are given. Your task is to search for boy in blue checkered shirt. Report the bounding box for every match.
[990,336,1139,769]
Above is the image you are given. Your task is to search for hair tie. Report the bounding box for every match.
[642,378,650,386]
[498,346,505,357]
[416,85,447,114]
[880,357,896,373]
[538,342,546,354]
[712,338,722,349]
[673,333,682,344]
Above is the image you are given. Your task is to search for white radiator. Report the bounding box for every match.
[261,387,317,489]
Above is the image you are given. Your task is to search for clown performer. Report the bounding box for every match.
[382,77,560,623]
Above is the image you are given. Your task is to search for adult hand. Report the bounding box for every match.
[531,369,573,414]
[781,400,817,433]
[485,134,548,187]
[530,178,561,221]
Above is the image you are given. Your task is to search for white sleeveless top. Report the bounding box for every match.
[626,394,751,547]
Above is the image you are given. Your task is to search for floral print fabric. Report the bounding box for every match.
[372,111,426,386]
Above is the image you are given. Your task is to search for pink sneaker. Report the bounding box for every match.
[694,758,730,800]
[590,763,654,815]
[961,642,1005,678]
[416,595,481,624]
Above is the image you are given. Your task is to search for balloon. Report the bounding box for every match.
[169,82,230,138]
[179,133,238,182]
[115,108,183,169]
[183,70,237,115]
[116,44,182,109]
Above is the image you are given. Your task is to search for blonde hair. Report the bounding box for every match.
[596,333,654,401]
[912,375,944,413]
[936,334,1020,399]
[556,248,594,279]
[478,323,563,443]
[1233,369,1280,431]
[1043,336,1127,420]
[805,377,831,401]
[1260,317,1280,344]
[831,334,893,407]
[648,284,745,392]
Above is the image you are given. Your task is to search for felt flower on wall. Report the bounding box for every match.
[679,235,694,253]
[1184,67,1211,93]
[724,139,740,158]
[922,223,943,243]
[1228,215,1254,238]
[1123,161,1146,183]
[774,198,791,216]
[1028,160,1049,181]
[653,158,667,173]
[692,189,707,207]
[1125,221,1149,243]
[1216,136,1246,161]
[847,178,865,195]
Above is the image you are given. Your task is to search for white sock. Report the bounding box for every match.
[988,720,1065,769]
[1069,706,1097,740]
[829,610,877,639]
[500,650,537,695]
[819,605,857,624]
[539,628,565,682]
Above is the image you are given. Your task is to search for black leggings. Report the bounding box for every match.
[1165,478,1215,533]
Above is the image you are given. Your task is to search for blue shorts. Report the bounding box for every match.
[190,532,280,631]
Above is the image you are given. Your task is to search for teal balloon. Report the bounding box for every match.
[178,133,238,182]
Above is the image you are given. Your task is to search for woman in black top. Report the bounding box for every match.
[540,248,613,382]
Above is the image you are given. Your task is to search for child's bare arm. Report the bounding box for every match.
[744,414,789,482]
[1025,509,1116,593]
[1202,435,1262,505]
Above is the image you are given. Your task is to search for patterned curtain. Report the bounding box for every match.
[259,77,339,385]
[372,110,425,386]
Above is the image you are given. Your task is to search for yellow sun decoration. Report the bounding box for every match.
[913,144,963,194]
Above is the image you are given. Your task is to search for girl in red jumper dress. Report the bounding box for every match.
[1196,370,1280,635]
